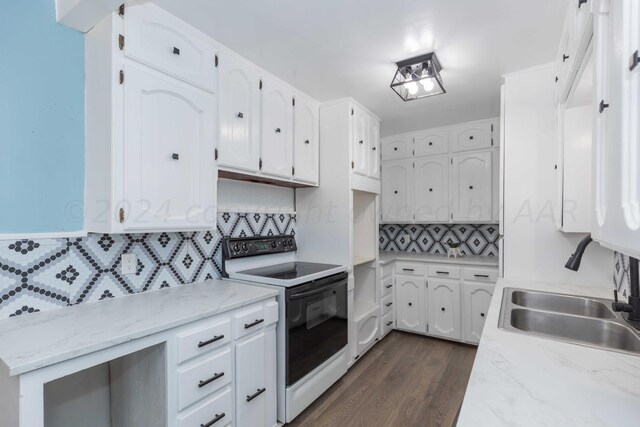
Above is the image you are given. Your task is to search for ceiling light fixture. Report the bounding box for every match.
[390,52,445,102]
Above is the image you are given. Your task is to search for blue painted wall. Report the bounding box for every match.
[0,0,84,233]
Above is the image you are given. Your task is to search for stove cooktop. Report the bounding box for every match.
[236,262,342,281]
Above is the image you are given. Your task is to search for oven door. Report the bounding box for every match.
[285,272,348,386]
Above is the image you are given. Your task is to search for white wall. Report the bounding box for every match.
[217,179,295,213]
[502,65,613,288]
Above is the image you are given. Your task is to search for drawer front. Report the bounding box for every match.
[234,305,266,339]
[381,311,394,337]
[395,261,426,276]
[382,276,394,297]
[381,136,413,161]
[427,265,460,279]
[451,122,493,152]
[414,129,449,157]
[178,349,232,411]
[125,2,217,91]
[381,293,394,315]
[462,267,498,283]
[178,387,232,427]
[177,318,231,364]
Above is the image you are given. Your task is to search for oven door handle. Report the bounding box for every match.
[289,281,346,300]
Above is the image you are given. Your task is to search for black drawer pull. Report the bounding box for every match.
[198,372,224,388]
[386,302,393,307]
[480,313,485,317]
[578,0,588,8]
[386,284,393,288]
[172,153,179,160]
[201,412,225,427]
[436,271,449,275]
[246,387,266,402]
[563,54,569,62]
[198,334,224,348]
[402,268,414,272]
[599,100,610,113]
[244,318,265,329]
[630,50,639,72]
[474,274,490,278]
[237,112,244,118]
[386,321,393,326]
[173,47,180,55]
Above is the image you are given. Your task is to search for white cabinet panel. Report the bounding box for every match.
[492,149,500,223]
[463,282,493,344]
[235,332,268,427]
[356,312,380,356]
[414,155,449,222]
[381,160,414,222]
[381,311,394,338]
[177,388,232,427]
[261,78,293,178]
[177,348,232,410]
[451,121,493,152]
[352,106,369,176]
[395,274,425,334]
[123,64,216,230]
[451,151,492,222]
[427,279,461,340]
[293,97,319,184]
[414,129,449,156]
[217,53,261,173]
[381,135,413,161]
[368,118,381,179]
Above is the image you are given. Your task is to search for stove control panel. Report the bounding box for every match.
[222,235,297,259]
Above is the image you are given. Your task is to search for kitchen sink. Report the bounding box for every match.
[499,288,640,356]
[511,289,616,319]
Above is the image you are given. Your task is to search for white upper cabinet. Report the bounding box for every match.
[381,160,414,222]
[381,135,413,161]
[261,77,294,179]
[414,128,449,157]
[368,118,381,179]
[450,120,494,152]
[123,2,216,92]
[123,64,216,230]
[217,52,261,173]
[395,275,425,334]
[427,279,461,341]
[414,155,449,222]
[293,96,319,185]
[451,151,493,222]
[352,106,369,176]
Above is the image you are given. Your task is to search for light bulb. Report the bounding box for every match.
[421,78,435,91]
[405,81,418,95]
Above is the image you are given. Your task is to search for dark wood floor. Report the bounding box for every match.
[287,331,477,427]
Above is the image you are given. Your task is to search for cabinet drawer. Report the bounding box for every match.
[381,311,394,337]
[234,305,266,339]
[381,293,394,315]
[124,2,217,91]
[451,121,493,152]
[177,318,231,364]
[462,267,498,283]
[414,129,449,156]
[178,387,232,427]
[178,349,232,411]
[395,262,426,276]
[427,265,460,279]
[382,276,394,297]
[381,136,413,161]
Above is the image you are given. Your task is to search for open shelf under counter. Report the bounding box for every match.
[353,299,379,323]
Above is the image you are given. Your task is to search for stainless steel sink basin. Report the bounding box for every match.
[511,289,616,319]
[499,288,640,356]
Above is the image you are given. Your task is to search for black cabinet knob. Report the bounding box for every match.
[275,128,281,133]
[394,147,398,151]
[429,142,433,146]
[429,188,433,192]
[481,313,485,317]
[173,47,180,55]
[469,135,474,140]
[237,112,244,118]
[469,186,473,190]
[599,100,610,114]
[408,302,412,306]
[563,54,569,62]
[172,153,179,160]
[304,139,310,144]
[441,307,445,312]
[359,140,364,144]
[394,191,398,194]
[372,147,376,151]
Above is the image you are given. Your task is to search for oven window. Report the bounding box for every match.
[286,275,348,386]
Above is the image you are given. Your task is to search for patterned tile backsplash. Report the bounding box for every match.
[614,252,633,299]
[379,224,499,256]
[0,212,295,319]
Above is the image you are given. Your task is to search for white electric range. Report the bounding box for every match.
[222,235,349,423]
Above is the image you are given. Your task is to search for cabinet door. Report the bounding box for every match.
[293,97,319,184]
[556,12,575,102]
[381,160,414,222]
[395,274,425,333]
[368,118,381,179]
[218,53,261,172]
[356,312,380,356]
[463,282,494,344]
[261,78,294,178]
[414,129,449,157]
[427,279,461,340]
[414,155,449,222]
[451,151,492,222]
[123,64,215,230]
[451,121,494,152]
[381,135,413,161]
[236,332,268,427]
[352,106,369,176]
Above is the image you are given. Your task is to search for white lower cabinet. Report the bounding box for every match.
[395,274,426,333]
[356,312,380,356]
[177,387,233,427]
[427,279,461,340]
[235,331,268,427]
[463,282,494,344]
[381,311,394,337]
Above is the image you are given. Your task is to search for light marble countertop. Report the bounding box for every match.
[378,251,499,267]
[0,279,278,376]
[458,278,640,426]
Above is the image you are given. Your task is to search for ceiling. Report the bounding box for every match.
[153,0,568,137]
